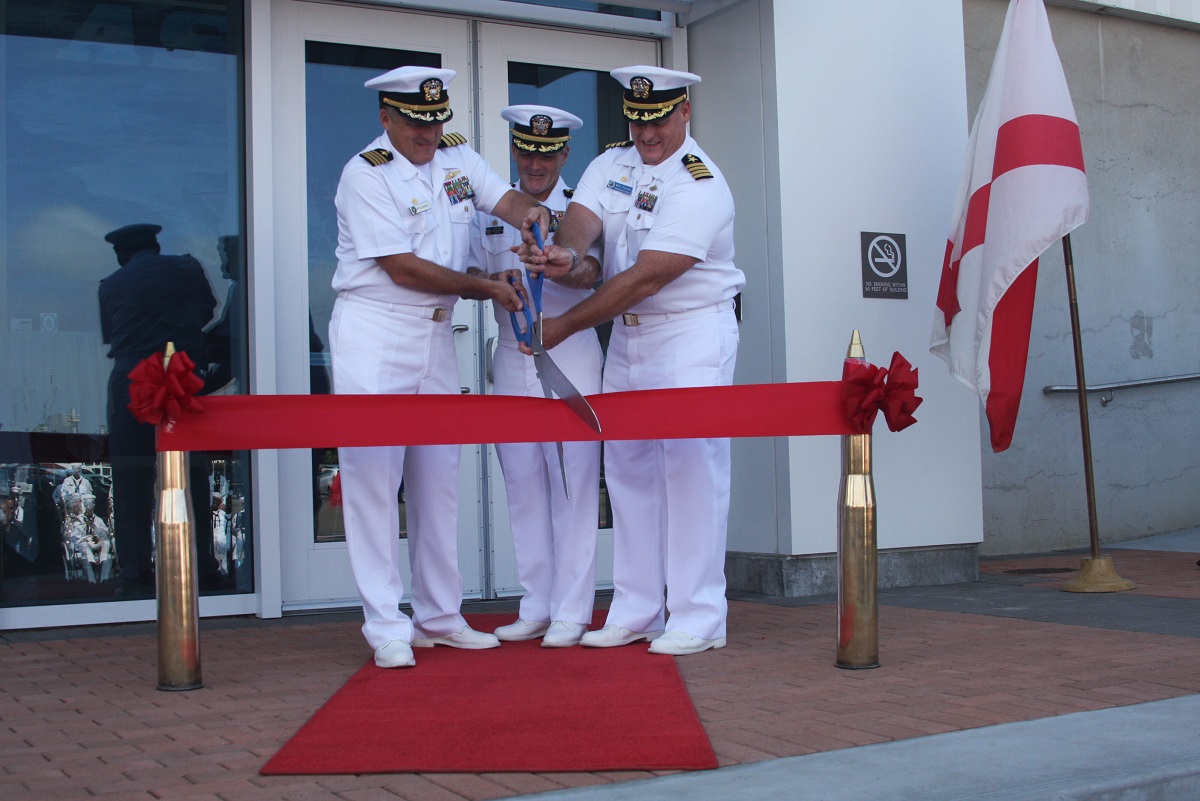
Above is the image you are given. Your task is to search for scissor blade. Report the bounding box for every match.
[532,363,572,499]
[554,441,570,499]
[533,349,603,434]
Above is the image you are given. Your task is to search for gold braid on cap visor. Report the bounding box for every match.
[511,129,570,153]
[622,94,685,122]
[384,96,451,123]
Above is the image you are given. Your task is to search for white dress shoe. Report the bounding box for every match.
[647,630,727,655]
[412,625,501,649]
[579,624,664,648]
[540,621,587,648]
[374,639,415,668]
[493,618,550,642]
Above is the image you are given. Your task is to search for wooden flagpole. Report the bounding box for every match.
[1060,233,1134,593]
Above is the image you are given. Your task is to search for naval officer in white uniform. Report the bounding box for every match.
[331,66,550,669]
[469,105,602,648]
[519,66,744,656]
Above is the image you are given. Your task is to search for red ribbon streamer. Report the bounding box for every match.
[840,352,923,434]
[156,382,856,452]
[151,353,921,452]
[127,350,205,429]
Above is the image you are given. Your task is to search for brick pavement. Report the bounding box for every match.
[1,548,1198,800]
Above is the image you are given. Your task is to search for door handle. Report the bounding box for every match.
[485,336,498,383]
[452,324,469,333]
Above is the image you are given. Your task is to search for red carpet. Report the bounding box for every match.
[261,613,718,774]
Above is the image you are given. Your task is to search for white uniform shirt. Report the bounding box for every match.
[470,177,593,328]
[60,475,92,501]
[332,133,513,308]
[570,135,745,314]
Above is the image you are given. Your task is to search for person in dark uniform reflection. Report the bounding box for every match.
[197,234,240,394]
[98,223,222,595]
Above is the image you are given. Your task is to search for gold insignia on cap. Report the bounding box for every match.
[438,132,467,148]
[683,153,713,180]
[530,115,552,136]
[421,78,443,102]
[631,76,653,99]
[358,148,394,167]
[604,140,635,150]
[512,138,569,153]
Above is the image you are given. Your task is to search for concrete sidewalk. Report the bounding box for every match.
[1,529,1197,801]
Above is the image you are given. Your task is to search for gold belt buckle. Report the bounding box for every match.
[431,307,450,323]
[621,313,640,326]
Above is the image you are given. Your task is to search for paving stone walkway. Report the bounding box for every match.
[1,542,1197,800]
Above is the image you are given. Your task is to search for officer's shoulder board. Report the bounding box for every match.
[358,148,393,167]
[439,132,468,148]
[563,187,575,198]
[682,153,713,180]
[604,140,634,151]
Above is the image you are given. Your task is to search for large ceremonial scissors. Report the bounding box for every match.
[508,222,602,498]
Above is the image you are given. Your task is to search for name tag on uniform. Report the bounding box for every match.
[443,175,476,204]
[634,191,658,212]
[409,200,432,215]
[485,221,505,235]
[606,179,633,195]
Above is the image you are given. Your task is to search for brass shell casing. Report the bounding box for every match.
[837,432,879,669]
[156,448,203,691]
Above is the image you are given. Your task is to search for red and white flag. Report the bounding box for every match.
[930,0,1089,452]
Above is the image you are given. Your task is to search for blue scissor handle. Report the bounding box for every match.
[507,221,548,347]
[507,276,535,347]
[526,221,545,312]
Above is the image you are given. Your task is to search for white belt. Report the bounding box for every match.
[338,291,451,322]
[620,301,733,327]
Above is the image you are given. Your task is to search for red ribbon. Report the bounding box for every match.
[841,352,922,433]
[127,350,205,429]
[157,382,855,452]
[142,352,920,451]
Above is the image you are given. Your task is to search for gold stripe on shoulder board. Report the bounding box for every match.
[604,140,634,150]
[439,132,468,148]
[682,153,713,180]
[358,148,393,166]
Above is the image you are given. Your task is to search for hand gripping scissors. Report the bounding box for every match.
[508,222,602,498]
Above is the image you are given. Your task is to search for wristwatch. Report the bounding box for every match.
[562,246,580,271]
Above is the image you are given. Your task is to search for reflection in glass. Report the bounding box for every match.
[506,0,659,21]
[1,1,251,605]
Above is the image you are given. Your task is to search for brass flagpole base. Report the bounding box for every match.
[1061,556,1135,593]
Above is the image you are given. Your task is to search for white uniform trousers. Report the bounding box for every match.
[600,306,739,641]
[493,328,603,625]
[330,295,468,649]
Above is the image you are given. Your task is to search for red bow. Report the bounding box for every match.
[841,352,922,433]
[127,350,205,429]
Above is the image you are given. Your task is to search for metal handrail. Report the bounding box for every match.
[1043,372,1200,406]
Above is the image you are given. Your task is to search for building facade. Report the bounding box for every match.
[1,0,1196,629]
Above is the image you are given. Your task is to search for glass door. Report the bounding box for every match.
[474,22,659,597]
[269,0,656,610]
[270,1,476,610]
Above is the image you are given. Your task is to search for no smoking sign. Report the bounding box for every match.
[860,231,908,299]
